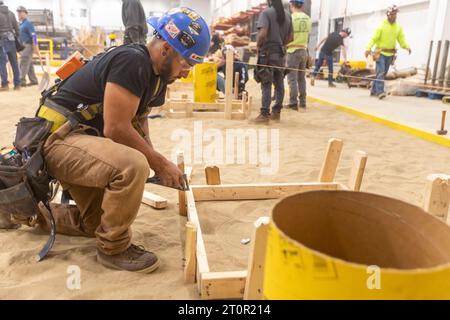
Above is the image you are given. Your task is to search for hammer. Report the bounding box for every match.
[437,110,448,135]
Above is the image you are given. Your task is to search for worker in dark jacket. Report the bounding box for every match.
[0,0,21,90]
[122,0,148,44]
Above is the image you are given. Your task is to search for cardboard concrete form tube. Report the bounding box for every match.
[264,190,450,299]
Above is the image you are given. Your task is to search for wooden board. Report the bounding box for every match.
[319,138,343,182]
[141,191,168,209]
[177,151,187,216]
[348,151,368,191]
[244,217,270,300]
[423,174,450,222]
[184,222,197,284]
[191,183,339,201]
[200,271,247,300]
[205,166,221,185]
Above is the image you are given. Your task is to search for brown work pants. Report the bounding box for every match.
[42,122,149,255]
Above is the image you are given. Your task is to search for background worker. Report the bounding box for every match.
[365,5,411,100]
[216,45,248,99]
[285,0,311,110]
[0,0,20,91]
[311,28,351,88]
[17,6,38,87]
[122,0,148,44]
[30,8,210,273]
[254,0,293,123]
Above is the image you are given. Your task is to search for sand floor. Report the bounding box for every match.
[0,80,449,299]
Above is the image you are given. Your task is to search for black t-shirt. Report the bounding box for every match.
[52,44,166,134]
[320,32,344,55]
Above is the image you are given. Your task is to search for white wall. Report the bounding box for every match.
[180,0,212,24]
[341,1,430,68]
[4,0,179,30]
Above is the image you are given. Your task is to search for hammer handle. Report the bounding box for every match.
[441,110,447,131]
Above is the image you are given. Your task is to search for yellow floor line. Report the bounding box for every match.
[308,95,450,148]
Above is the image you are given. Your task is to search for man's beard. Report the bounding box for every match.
[160,53,176,84]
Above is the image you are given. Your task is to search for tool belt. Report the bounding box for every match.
[372,48,398,62]
[0,116,56,261]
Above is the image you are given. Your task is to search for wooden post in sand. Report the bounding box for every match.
[234,71,240,100]
[423,174,450,223]
[177,151,187,216]
[184,222,197,284]
[224,49,234,120]
[319,138,343,182]
[244,217,270,300]
[205,166,221,185]
[348,151,368,191]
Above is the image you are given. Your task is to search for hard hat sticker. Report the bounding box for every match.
[189,21,202,35]
[178,31,195,49]
[190,53,204,63]
[165,20,180,39]
[181,8,200,21]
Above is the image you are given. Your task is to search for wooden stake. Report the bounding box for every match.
[241,91,247,114]
[423,174,450,222]
[184,222,197,284]
[247,95,252,119]
[205,166,221,185]
[224,50,234,120]
[319,138,343,182]
[234,71,240,100]
[177,151,187,216]
[347,151,368,191]
[244,217,270,300]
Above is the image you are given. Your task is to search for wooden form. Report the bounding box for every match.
[162,49,252,120]
[179,138,370,299]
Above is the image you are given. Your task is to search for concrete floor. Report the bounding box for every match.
[307,80,450,140]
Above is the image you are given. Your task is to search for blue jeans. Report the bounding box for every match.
[0,38,21,87]
[371,54,393,96]
[313,51,334,84]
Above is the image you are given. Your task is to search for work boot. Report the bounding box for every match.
[13,85,21,91]
[328,82,336,88]
[270,112,281,122]
[97,244,161,273]
[299,103,306,109]
[253,113,270,124]
[285,103,298,110]
[0,85,9,91]
[310,76,315,86]
[378,92,387,100]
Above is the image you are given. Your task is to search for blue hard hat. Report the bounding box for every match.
[289,0,305,4]
[147,8,211,64]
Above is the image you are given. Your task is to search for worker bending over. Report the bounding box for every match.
[311,28,350,88]
[2,8,210,274]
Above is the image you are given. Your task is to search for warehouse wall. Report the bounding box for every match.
[4,0,179,30]
[210,0,450,69]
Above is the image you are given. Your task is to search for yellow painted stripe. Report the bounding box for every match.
[308,96,450,148]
